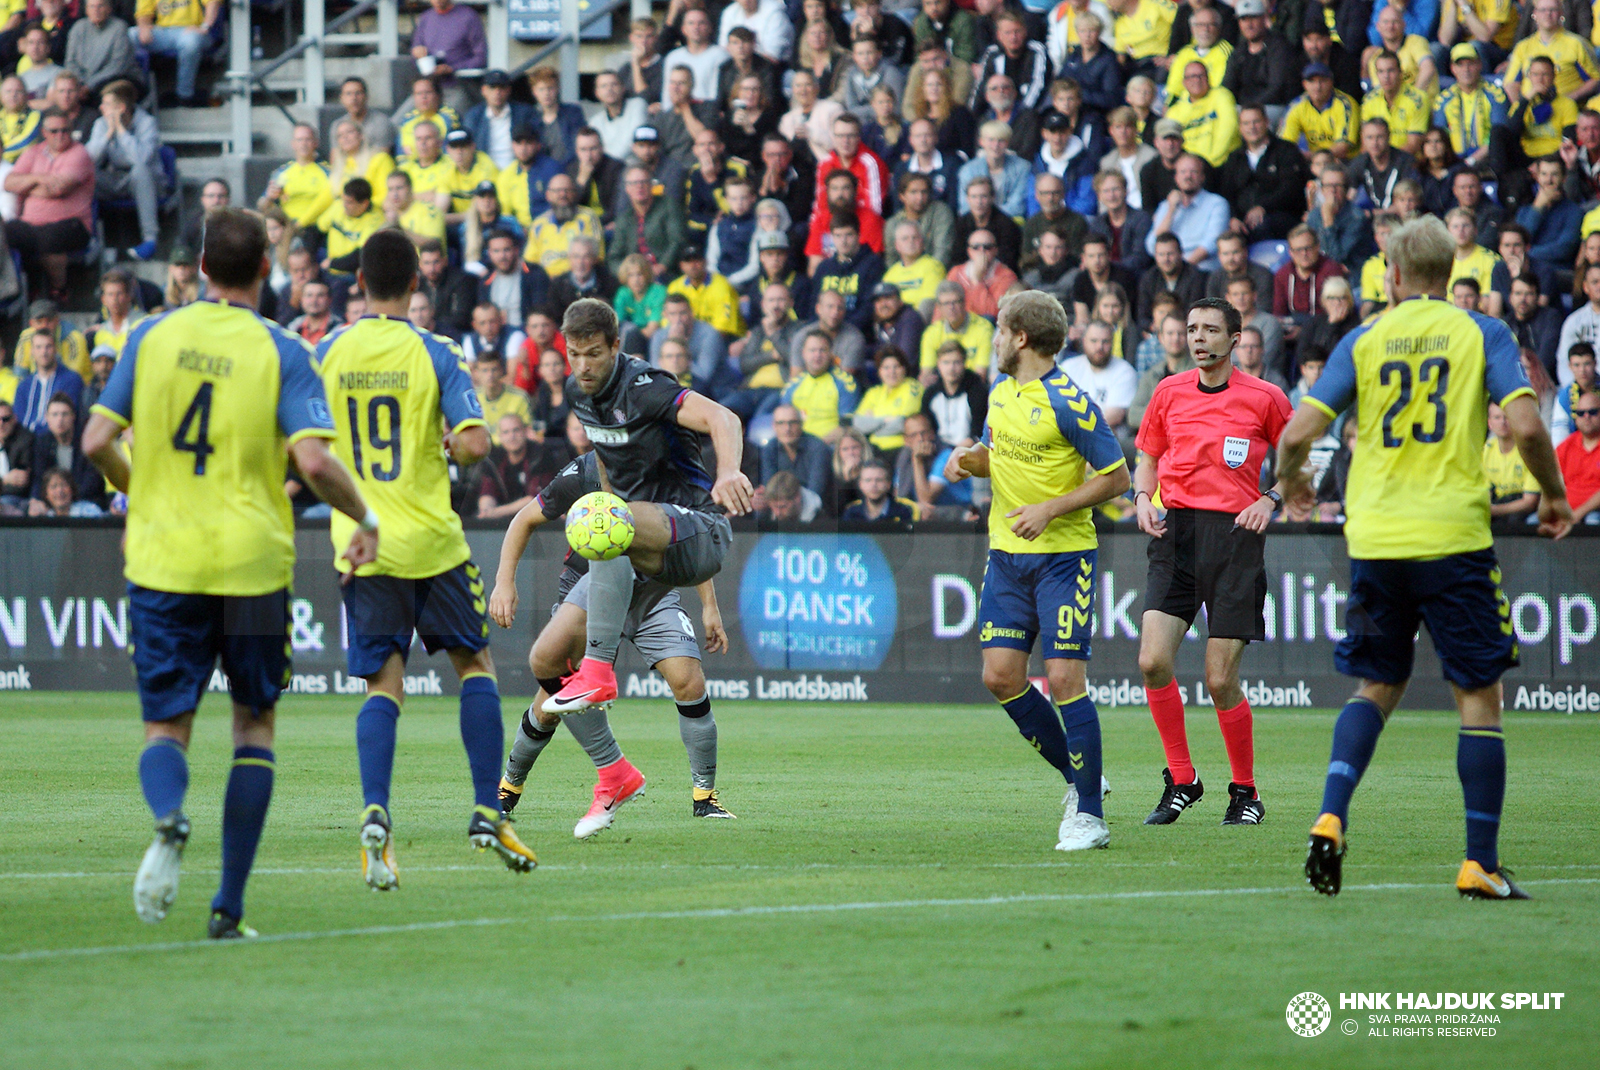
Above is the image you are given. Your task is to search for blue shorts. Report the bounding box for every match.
[978,549,1097,660]
[341,560,490,677]
[128,585,291,722]
[1335,550,1518,690]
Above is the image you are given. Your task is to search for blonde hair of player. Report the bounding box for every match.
[998,290,1070,359]
[1385,215,1454,303]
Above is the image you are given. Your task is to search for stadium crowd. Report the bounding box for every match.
[0,0,1598,525]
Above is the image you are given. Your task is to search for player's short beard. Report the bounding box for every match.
[997,341,1019,376]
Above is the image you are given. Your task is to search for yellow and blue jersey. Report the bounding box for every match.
[399,155,455,201]
[442,151,501,214]
[919,315,995,372]
[1359,252,1388,307]
[0,107,39,164]
[1164,41,1232,101]
[1280,91,1361,154]
[135,0,206,28]
[397,199,447,242]
[1113,0,1175,61]
[395,107,461,159]
[1166,85,1241,167]
[782,368,859,440]
[497,160,533,230]
[15,325,90,380]
[1449,245,1506,296]
[883,256,946,309]
[1306,295,1534,559]
[665,272,744,337]
[1367,34,1435,98]
[1362,86,1430,148]
[982,372,1125,556]
[331,150,396,200]
[316,201,386,265]
[1506,30,1600,100]
[91,300,336,596]
[1515,94,1577,158]
[269,159,335,228]
[313,315,486,579]
[855,378,924,452]
[524,206,607,278]
[1433,82,1508,158]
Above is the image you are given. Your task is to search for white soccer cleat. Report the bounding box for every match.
[359,807,398,891]
[1055,812,1110,852]
[133,814,189,923]
[1059,775,1113,830]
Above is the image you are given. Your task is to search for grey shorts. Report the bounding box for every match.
[561,572,702,666]
[655,504,733,588]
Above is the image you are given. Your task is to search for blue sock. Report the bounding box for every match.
[1058,693,1104,819]
[211,747,274,921]
[355,692,401,813]
[459,676,505,811]
[1458,729,1506,872]
[1001,686,1073,781]
[1319,698,1387,824]
[138,738,189,820]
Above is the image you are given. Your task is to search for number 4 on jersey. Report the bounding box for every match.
[172,382,215,475]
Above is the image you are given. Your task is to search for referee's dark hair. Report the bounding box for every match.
[201,207,270,289]
[360,230,419,301]
[1187,297,1241,340]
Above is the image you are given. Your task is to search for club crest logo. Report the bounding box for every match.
[1285,992,1332,1037]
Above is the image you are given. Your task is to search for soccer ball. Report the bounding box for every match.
[565,491,636,561]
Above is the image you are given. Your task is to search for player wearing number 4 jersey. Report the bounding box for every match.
[81,208,379,939]
[314,229,537,889]
[944,291,1131,852]
[1277,217,1573,901]
[1133,298,1293,827]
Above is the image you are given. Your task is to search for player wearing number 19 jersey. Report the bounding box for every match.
[314,230,536,887]
[1277,217,1572,900]
[944,291,1130,852]
[81,208,376,939]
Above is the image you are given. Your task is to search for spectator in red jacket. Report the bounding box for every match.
[1273,224,1346,341]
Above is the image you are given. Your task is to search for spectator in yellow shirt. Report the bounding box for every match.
[316,177,385,276]
[398,119,454,208]
[383,169,446,244]
[327,117,395,201]
[15,297,89,379]
[258,123,334,229]
[131,0,220,106]
[1483,401,1540,522]
[523,172,605,277]
[440,127,498,222]
[1164,60,1239,168]
[666,243,745,338]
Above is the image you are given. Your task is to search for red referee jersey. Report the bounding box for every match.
[1135,369,1293,513]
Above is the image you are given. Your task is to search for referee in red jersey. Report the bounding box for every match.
[1132,298,1293,827]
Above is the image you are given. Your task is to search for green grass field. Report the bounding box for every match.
[1,693,1596,1070]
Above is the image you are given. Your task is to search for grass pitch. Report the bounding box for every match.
[1,692,1596,1070]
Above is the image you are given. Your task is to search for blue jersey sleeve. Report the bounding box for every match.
[1473,313,1535,405]
[1043,374,1124,474]
[91,319,152,426]
[423,331,485,430]
[273,328,336,442]
[1306,323,1365,419]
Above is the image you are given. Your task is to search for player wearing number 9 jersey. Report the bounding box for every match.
[81,208,377,940]
[943,291,1131,853]
[1277,216,1573,902]
[314,229,537,888]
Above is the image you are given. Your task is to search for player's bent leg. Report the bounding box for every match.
[1205,639,1264,826]
[660,656,733,819]
[1047,658,1110,852]
[1137,612,1202,822]
[134,713,195,924]
[1306,681,1405,896]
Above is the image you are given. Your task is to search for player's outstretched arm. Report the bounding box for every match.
[82,413,131,493]
[1275,401,1334,512]
[677,391,754,515]
[490,499,552,628]
[944,443,989,482]
[697,578,728,654]
[290,436,379,571]
[1132,453,1165,538]
[1502,394,1574,539]
[1007,460,1131,541]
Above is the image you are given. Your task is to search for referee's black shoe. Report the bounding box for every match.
[1143,768,1204,824]
[1221,782,1265,825]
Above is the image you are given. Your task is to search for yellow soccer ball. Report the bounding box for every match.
[565,491,636,561]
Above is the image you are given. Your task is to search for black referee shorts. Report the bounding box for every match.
[1144,508,1268,641]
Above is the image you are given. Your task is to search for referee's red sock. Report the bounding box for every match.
[1216,698,1255,788]
[1146,680,1194,784]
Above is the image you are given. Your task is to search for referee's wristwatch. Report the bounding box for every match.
[1262,489,1283,509]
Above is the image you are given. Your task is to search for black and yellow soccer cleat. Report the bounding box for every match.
[693,789,736,819]
[1144,768,1203,824]
[468,805,537,872]
[1456,860,1532,900]
[359,804,398,891]
[498,776,524,815]
[207,910,258,940]
[1305,813,1346,896]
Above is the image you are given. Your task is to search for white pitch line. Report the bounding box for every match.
[4,878,1597,964]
